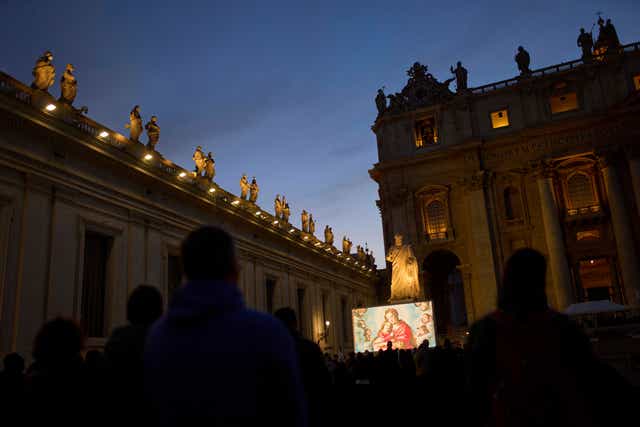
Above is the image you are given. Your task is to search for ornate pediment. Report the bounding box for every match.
[386,62,454,114]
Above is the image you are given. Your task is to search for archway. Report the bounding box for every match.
[423,250,467,337]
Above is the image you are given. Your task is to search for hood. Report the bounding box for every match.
[167,280,244,324]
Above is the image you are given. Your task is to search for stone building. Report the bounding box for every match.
[0,71,376,358]
[370,41,640,337]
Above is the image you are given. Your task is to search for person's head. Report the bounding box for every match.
[444,338,452,349]
[386,341,393,350]
[274,307,297,333]
[181,226,238,283]
[499,248,548,316]
[127,284,163,326]
[3,352,25,374]
[33,317,84,367]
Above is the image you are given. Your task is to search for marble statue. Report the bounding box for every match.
[386,234,420,301]
[204,152,215,181]
[595,17,621,54]
[577,28,594,61]
[249,177,259,203]
[192,146,206,176]
[31,51,55,91]
[324,226,334,245]
[301,210,310,233]
[375,88,387,114]
[282,202,290,222]
[127,105,143,142]
[449,61,468,92]
[145,116,160,149]
[240,174,249,199]
[357,245,367,262]
[309,214,315,235]
[59,64,77,105]
[515,46,531,75]
[275,195,283,218]
[342,236,352,254]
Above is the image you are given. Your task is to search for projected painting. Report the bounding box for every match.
[352,301,435,353]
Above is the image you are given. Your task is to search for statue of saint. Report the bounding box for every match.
[342,236,352,254]
[59,64,77,105]
[145,116,160,149]
[515,46,531,75]
[127,105,143,142]
[449,61,468,92]
[31,51,55,91]
[239,174,249,200]
[309,214,315,235]
[282,202,291,222]
[192,146,206,176]
[204,152,215,182]
[577,28,594,61]
[249,177,259,203]
[274,195,283,218]
[386,234,420,301]
[301,210,310,233]
[357,245,367,263]
[375,88,387,114]
[604,19,620,47]
[324,226,334,245]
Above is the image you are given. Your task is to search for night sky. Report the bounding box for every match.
[2,0,640,260]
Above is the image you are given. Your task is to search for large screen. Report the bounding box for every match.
[352,301,435,352]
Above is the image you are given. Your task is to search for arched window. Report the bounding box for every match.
[426,200,447,238]
[503,187,523,220]
[567,173,595,209]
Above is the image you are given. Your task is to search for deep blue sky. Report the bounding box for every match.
[2,0,639,260]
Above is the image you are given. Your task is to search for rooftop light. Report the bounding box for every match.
[255,211,261,216]
[273,220,279,225]
[98,131,109,138]
[178,172,187,178]
[231,200,240,206]
[208,187,216,193]
[45,103,56,112]
[289,228,295,233]
[303,236,309,240]
[143,153,153,161]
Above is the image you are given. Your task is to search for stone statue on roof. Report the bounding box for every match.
[324,225,334,245]
[192,146,206,176]
[204,152,215,181]
[450,61,468,92]
[309,214,315,235]
[239,174,249,199]
[275,195,283,218]
[301,210,310,233]
[59,64,77,105]
[145,116,160,149]
[577,28,594,61]
[31,51,55,91]
[375,88,387,114]
[282,202,291,222]
[126,105,143,142]
[515,46,531,75]
[249,177,259,203]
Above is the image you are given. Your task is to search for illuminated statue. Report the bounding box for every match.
[249,177,259,203]
[309,214,315,235]
[595,17,621,55]
[577,28,594,61]
[31,51,55,91]
[342,236,352,254]
[386,234,420,301]
[449,61,468,92]
[59,64,77,105]
[239,174,249,199]
[282,202,290,222]
[357,245,367,263]
[324,226,334,245]
[127,105,143,142]
[204,152,215,181]
[145,116,160,149]
[301,210,309,233]
[274,195,283,219]
[192,146,206,176]
[375,88,387,114]
[515,46,531,75]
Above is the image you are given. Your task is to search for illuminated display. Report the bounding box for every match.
[352,301,435,352]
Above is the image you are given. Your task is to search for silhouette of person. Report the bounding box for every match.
[144,226,307,426]
[0,353,26,422]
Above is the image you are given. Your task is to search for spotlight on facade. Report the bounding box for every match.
[303,236,309,240]
[289,228,295,233]
[179,172,187,178]
[143,153,153,161]
[99,131,109,138]
[232,200,240,206]
[208,187,216,193]
[255,211,261,216]
[45,103,56,112]
[325,320,331,327]
[273,220,279,225]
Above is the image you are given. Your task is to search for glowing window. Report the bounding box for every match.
[425,200,447,238]
[415,117,438,148]
[634,74,640,91]
[490,109,510,129]
[550,92,578,114]
[567,173,595,209]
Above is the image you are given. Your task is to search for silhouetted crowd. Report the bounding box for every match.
[0,227,636,427]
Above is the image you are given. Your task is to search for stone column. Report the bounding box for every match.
[463,172,499,318]
[600,155,640,305]
[536,166,573,309]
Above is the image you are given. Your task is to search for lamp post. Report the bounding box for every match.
[318,320,331,344]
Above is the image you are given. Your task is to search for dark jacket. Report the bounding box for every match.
[144,280,307,426]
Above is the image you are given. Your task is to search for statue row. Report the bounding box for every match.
[30,51,77,106]
[127,105,160,149]
[300,210,315,234]
[273,195,290,222]
[192,146,216,182]
[374,17,622,115]
[239,174,259,203]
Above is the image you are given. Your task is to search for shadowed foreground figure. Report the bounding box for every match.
[467,248,632,427]
[144,226,307,426]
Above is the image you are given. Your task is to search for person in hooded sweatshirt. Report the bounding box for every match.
[144,226,307,426]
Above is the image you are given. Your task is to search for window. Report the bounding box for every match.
[415,117,438,147]
[550,92,578,114]
[297,288,305,335]
[567,173,596,210]
[490,109,510,128]
[425,200,447,239]
[266,278,276,313]
[167,254,182,300]
[578,258,614,302]
[81,231,113,338]
[634,74,640,91]
[503,187,523,220]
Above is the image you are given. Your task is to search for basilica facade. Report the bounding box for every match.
[370,41,640,337]
[0,71,376,358]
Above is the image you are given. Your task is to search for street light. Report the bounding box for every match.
[318,320,331,344]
